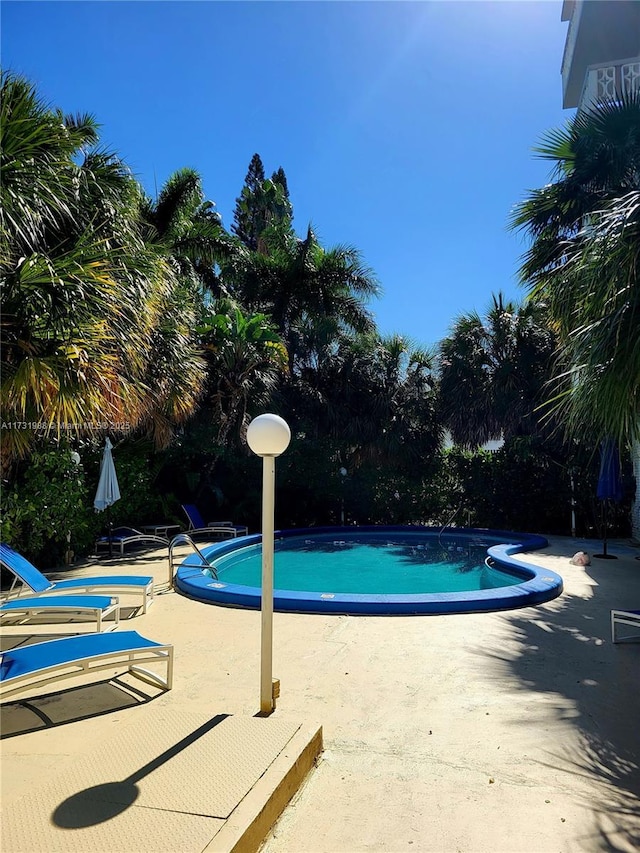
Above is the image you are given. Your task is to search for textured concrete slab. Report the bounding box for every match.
[2,797,221,853]
[1,709,321,853]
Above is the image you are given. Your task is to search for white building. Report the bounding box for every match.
[562,0,640,109]
[560,0,640,540]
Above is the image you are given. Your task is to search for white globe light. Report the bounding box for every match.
[246,414,291,457]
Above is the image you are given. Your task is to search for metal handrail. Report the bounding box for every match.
[438,504,464,548]
[168,533,217,589]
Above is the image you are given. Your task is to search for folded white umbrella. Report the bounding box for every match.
[94,437,121,556]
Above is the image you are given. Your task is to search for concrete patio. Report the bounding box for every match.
[1,534,639,852]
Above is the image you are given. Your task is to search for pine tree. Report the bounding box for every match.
[232,153,265,249]
[232,156,294,252]
[271,166,289,199]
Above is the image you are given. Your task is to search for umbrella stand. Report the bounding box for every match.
[594,499,618,560]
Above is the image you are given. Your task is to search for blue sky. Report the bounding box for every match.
[2,0,570,348]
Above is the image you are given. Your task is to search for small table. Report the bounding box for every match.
[207,521,249,536]
[209,521,249,536]
[140,524,181,538]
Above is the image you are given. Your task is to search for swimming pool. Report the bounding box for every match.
[175,526,563,615]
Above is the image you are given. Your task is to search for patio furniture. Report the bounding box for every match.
[139,523,181,538]
[95,526,169,556]
[0,543,155,613]
[611,609,640,643]
[181,504,248,538]
[0,594,120,633]
[0,630,173,701]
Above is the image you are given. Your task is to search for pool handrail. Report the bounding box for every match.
[169,533,217,588]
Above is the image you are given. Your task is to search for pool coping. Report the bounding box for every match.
[174,526,563,615]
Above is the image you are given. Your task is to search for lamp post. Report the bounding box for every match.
[246,413,291,715]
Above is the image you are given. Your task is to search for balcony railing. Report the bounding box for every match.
[580,60,640,110]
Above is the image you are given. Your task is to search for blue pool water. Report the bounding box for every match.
[175,526,563,615]
[211,532,519,594]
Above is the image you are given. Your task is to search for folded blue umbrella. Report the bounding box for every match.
[595,438,623,559]
[597,438,623,503]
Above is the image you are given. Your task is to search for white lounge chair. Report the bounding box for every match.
[1,544,155,613]
[0,594,120,632]
[611,609,640,643]
[181,504,248,538]
[0,630,173,701]
[95,526,169,555]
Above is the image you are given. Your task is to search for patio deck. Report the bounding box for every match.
[1,535,639,852]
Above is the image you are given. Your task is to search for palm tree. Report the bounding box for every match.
[196,300,288,447]
[0,73,207,464]
[292,331,441,472]
[136,168,251,446]
[228,224,381,375]
[511,93,640,538]
[510,93,640,447]
[535,191,640,444]
[438,294,556,449]
[139,167,239,299]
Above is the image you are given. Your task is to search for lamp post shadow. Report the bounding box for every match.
[52,714,229,828]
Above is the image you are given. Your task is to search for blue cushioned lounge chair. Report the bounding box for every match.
[0,594,120,633]
[0,544,155,613]
[611,609,640,643]
[95,526,169,556]
[181,504,248,538]
[0,631,173,701]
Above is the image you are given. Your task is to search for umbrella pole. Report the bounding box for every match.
[108,506,113,559]
[595,499,617,559]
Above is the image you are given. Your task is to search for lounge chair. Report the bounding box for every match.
[181,504,248,538]
[611,609,640,643]
[0,630,173,701]
[0,594,120,633]
[0,544,155,613]
[95,526,169,556]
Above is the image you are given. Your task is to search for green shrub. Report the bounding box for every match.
[1,444,96,566]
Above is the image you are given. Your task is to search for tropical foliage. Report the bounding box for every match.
[1,445,96,564]
[196,302,289,447]
[0,72,207,462]
[3,71,636,562]
[231,153,292,251]
[511,93,640,447]
[438,294,557,448]
[227,223,380,375]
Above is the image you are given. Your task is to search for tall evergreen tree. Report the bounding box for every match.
[231,154,293,252]
[231,153,265,249]
[271,166,289,198]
